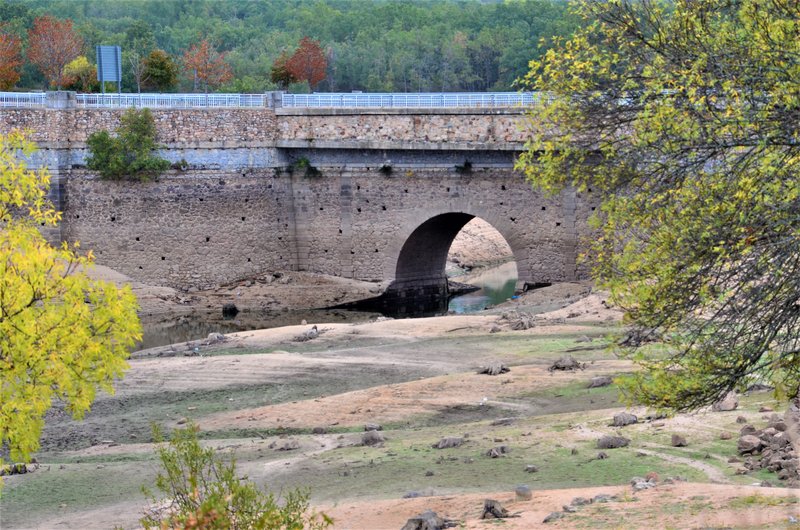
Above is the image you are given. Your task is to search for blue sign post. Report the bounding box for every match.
[96,45,122,95]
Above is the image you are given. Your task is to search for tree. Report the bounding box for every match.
[182,39,233,94]
[27,16,84,89]
[142,49,179,92]
[141,423,332,529]
[0,131,141,469]
[517,0,800,411]
[0,25,22,90]
[285,37,327,90]
[63,55,96,92]
[128,51,149,94]
[270,50,296,90]
[86,108,170,181]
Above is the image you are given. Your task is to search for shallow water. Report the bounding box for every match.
[138,262,517,349]
[448,261,518,313]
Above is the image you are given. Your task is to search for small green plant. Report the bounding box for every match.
[141,423,332,529]
[172,158,189,171]
[291,157,321,178]
[455,159,472,174]
[86,108,170,182]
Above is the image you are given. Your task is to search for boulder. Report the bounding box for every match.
[671,434,688,447]
[362,430,385,446]
[477,363,510,376]
[481,499,511,519]
[432,437,463,449]
[738,434,763,454]
[549,355,585,372]
[588,376,613,388]
[597,435,630,449]
[524,464,539,473]
[486,445,511,458]
[401,510,449,530]
[712,392,739,412]
[612,412,638,427]
[543,512,564,523]
[515,485,532,501]
[720,432,733,440]
[364,423,383,431]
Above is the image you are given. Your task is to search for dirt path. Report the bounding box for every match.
[636,447,730,484]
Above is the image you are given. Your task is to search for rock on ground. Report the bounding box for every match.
[597,435,630,449]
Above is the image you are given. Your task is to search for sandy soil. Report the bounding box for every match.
[323,483,800,529]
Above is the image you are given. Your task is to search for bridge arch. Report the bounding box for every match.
[379,207,534,314]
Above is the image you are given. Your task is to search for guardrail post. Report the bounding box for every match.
[46,91,76,109]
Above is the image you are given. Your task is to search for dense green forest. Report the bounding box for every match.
[0,0,577,93]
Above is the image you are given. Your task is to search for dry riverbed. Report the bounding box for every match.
[4,282,799,529]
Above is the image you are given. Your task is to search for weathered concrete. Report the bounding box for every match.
[1,106,596,303]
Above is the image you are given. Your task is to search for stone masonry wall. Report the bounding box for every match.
[61,169,296,290]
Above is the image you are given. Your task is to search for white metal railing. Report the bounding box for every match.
[0,91,546,109]
[75,93,268,108]
[281,92,545,108]
[0,92,47,108]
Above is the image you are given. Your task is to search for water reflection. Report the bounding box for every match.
[448,261,518,313]
[137,308,380,350]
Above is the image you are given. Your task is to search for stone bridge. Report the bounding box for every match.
[1,102,595,309]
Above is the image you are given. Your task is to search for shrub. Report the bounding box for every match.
[141,423,332,529]
[86,108,170,181]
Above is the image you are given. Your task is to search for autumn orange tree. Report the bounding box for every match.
[182,39,232,93]
[270,50,296,90]
[286,37,327,90]
[0,25,22,90]
[27,16,84,89]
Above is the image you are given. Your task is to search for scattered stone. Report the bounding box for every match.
[543,512,564,523]
[571,448,579,455]
[738,435,762,454]
[515,485,532,501]
[736,415,748,424]
[612,412,638,427]
[293,325,319,342]
[486,445,511,458]
[490,418,515,426]
[597,435,630,449]
[596,451,609,460]
[500,310,538,330]
[645,471,659,482]
[221,303,238,318]
[571,497,592,506]
[712,392,739,412]
[432,437,463,449]
[524,464,539,473]
[671,434,688,447]
[549,355,585,372]
[477,362,510,376]
[562,505,577,513]
[401,510,455,530]
[592,494,615,503]
[362,431,385,446]
[481,499,513,519]
[720,432,733,440]
[587,376,613,388]
[631,476,657,491]
[740,424,757,436]
[759,405,774,413]
[761,480,774,488]
[206,332,225,343]
[489,325,501,333]
[311,427,327,435]
[277,439,300,451]
[364,423,383,432]
[575,335,593,343]
[425,470,434,477]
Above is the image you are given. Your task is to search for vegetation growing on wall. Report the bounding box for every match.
[86,107,170,181]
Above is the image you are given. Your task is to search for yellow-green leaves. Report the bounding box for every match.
[519,0,800,410]
[0,132,141,469]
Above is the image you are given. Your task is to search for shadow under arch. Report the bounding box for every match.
[379,211,527,316]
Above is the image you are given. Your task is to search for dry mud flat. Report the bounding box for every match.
[3,285,799,529]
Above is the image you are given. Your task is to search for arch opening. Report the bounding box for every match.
[383,213,519,315]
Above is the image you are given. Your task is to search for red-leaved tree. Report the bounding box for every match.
[182,39,233,94]
[27,16,84,89]
[0,26,22,90]
[286,37,327,90]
